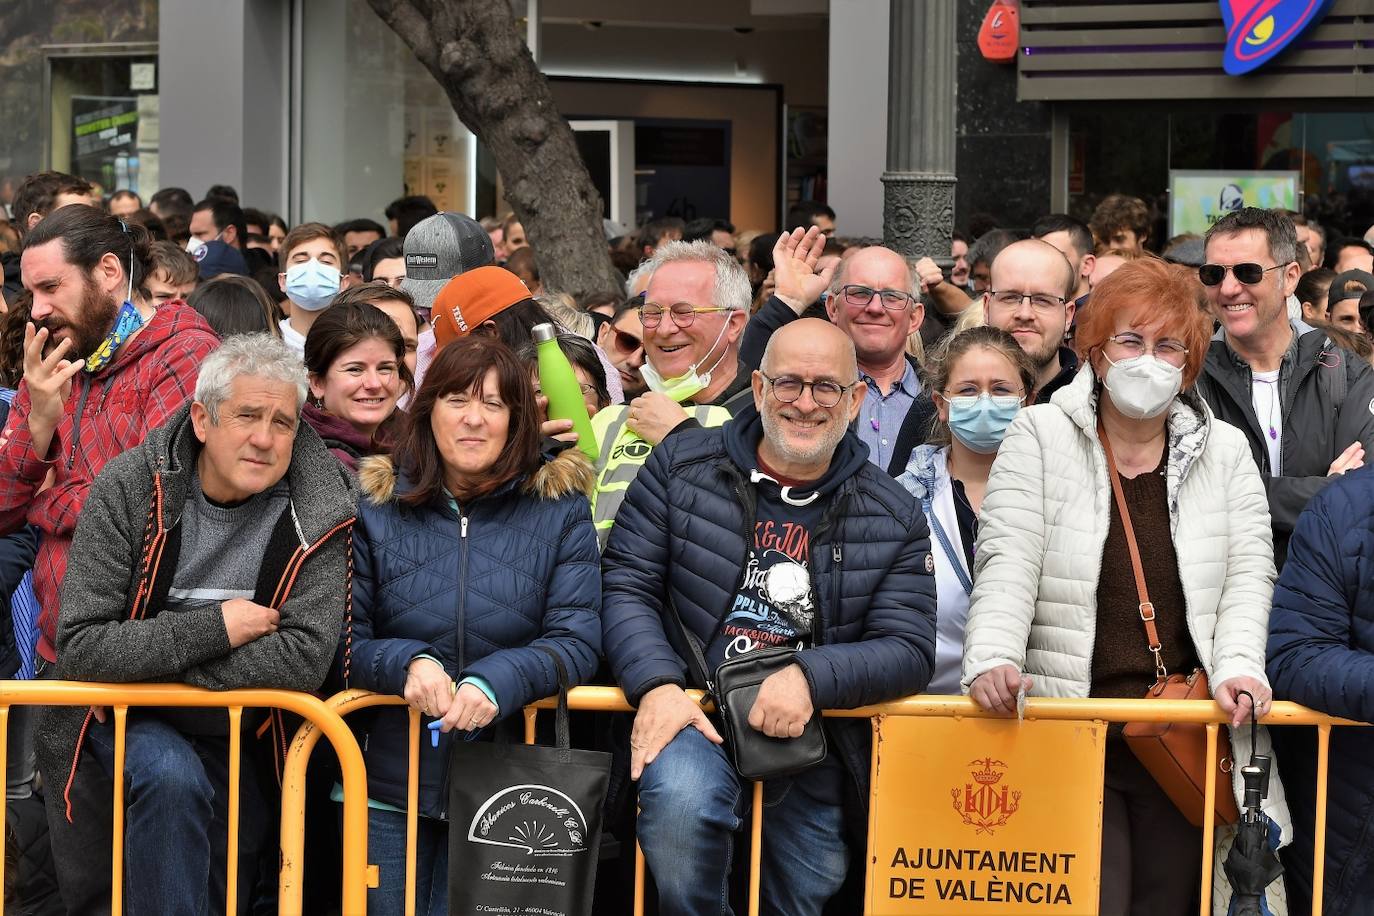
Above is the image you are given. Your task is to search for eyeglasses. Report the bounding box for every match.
[609,328,642,353]
[1197,262,1287,286]
[1106,332,1189,366]
[839,285,914,310]
[987,291,1069,313]
[639,302,733,328]
[760,372,858,409]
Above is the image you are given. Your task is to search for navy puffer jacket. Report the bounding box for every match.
[1267,465,1374,914]
[602,405,937,804]
[341,447,602,819]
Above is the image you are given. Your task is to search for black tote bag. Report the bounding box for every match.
[446,647,611,916]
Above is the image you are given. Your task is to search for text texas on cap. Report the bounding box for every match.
[401,211,496,311]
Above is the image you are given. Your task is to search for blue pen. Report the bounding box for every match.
[427,720,442,747]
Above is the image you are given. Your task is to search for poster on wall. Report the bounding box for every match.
[1169,169,1299,236]
[71,96,139,192]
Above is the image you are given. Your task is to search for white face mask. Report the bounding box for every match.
[640,312,734,403]
[1101,353,1183,420]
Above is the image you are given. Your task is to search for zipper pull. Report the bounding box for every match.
[832,544,842,565]
[460,515,468,538]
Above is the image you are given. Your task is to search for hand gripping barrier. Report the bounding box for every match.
[279,689,1361,916]
[0,680,370,916]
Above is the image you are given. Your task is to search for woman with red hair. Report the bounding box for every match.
[962,257,1290,912]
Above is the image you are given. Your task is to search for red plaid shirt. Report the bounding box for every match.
[0,302,218,662]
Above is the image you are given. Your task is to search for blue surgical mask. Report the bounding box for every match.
[284,259,341,312]
[946,393,1022,454]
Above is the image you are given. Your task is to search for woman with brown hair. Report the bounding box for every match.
[302,300,414,472]
[963,257,1290,913]
[897,326,1036,694]
[342,336,601,916]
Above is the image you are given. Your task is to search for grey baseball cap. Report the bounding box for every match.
[401,212,495,311]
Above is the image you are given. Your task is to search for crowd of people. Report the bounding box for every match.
[2,170,1374,915]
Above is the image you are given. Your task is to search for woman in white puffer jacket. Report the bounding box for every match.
[963,257,1290,915]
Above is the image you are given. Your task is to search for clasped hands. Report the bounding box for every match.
[404,656,498,734]
[628,663,812,780]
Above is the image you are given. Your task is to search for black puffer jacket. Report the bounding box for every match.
[602,404,937,808]
[1194,322,1374,565]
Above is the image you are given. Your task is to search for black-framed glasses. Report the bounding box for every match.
[638,302,733,328]
[987,290,1069,312]
[839,284,914,310]
[760,372,858,409]
[1198,262,1287,287]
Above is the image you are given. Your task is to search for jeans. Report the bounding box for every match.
[364,807,449,916]
[86,715,266,916]
[637,727,849,916]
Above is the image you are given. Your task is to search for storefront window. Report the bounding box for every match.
[300,0,482,225]
[48,51,159,199]
[1067,108,1374,245]
[0,0,157,213]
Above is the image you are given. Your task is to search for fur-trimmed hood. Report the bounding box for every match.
[357,444,595,506]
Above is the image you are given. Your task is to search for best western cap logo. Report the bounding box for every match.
[406,252,439,270]
[1220,0,1333,75]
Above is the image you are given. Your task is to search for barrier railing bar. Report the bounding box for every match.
[111,705,128,916]
[0,705,9,910]
[634,824,646,916]
[405,708,420,916]
[289,689,1360,916]
[748,782,763,916]
[1200,723,1219,916]
[226,706,243,916]
[1313,723,1331,916]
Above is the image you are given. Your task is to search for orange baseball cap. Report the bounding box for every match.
[431,265,532,348]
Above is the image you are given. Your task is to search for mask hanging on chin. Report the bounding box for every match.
[85,270,144,374]
[1101,353,1182,420]
[639,313,734,403]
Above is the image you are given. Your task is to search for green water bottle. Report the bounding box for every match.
[532,323,598,460]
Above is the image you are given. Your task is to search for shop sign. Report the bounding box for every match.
[1221,0,1335,75]
[1169,169,1300,235]
[868,716,1104,914]
[978,0,1020,63]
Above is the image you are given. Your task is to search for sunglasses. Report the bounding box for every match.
[1198,262,1286,287]
[609,328,642,353]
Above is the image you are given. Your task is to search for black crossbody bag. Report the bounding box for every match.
[665,597,827,781]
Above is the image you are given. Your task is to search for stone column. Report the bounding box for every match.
[882,0,958,265]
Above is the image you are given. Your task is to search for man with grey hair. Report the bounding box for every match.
[603,317,937,915]
[741,227,935,476]
[35,332,356,913]
[587,239,753,547]
[1194,206,1374,567]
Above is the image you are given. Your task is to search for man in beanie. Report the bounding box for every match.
[404,212,495,386]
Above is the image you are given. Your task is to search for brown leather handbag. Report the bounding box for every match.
[1099,421,1239,829]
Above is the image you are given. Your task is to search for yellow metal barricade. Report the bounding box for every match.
[283,688,1359,916]
[0,681,370,916]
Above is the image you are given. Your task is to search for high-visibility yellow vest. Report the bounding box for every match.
[589,403,733,550]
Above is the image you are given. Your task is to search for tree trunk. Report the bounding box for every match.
[367,0,623,298]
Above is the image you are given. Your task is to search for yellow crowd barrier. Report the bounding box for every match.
[0,680,372,916]
[281,688,1363,916]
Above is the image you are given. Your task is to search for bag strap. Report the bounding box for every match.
[664,595,715,697]
[1096,417,1168,684]
[533,646,572,751]
[922,497,974,597]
